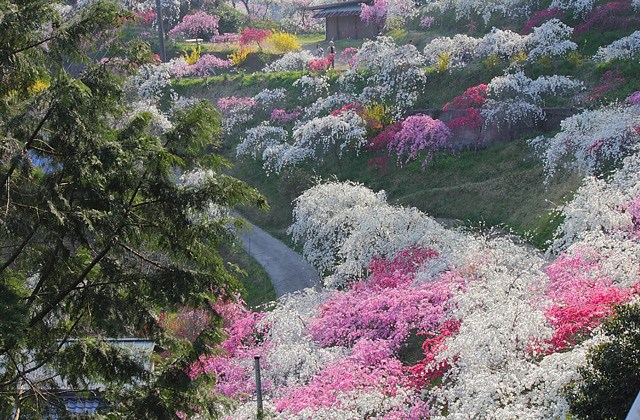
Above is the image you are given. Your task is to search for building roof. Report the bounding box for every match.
[307,0,372,11]
[312,4,363,18]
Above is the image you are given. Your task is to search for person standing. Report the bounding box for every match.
[316,43,324,57]
[328,40,336,69]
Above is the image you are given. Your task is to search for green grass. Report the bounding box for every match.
[226,135,582,250]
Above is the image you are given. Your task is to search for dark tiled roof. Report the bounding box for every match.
[313,4,363,18]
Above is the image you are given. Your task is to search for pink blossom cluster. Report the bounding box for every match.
[308,246,448,350]
[574,0,640,35]
[388,114,453,168]
[186,299,269,398]
[625,90,640,106]
[270,108,301,125]
[420,15,435,28]
[360,0,388,25]
[338,47,359,68]
[542,249,636,351]
[168,11,220,39]
[171,55,234,78]
[134,9,157,27]
[216,96,256,114]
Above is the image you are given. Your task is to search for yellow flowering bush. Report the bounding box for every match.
[270,31,300,54]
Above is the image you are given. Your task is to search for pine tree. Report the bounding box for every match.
[0,1,266,418]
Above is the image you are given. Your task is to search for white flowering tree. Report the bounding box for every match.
[476,28,526,59]
[529,102,640,180]
[525,19,578,62]
[340,37,427,112]
[287,180,473,287]
[482,71,583,127]
[429,237,595,420]
[423,34,480,69]
[594,30,640,62]
[549,151,640,287]
[425,0,534,24]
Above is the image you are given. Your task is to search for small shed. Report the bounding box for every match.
[308,0,381,40]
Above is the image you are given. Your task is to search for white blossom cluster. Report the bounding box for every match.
[236,122,289,159]
[422,19,576,69]
[303,92,357,119]
[550,0,596,17]
[263,50,316,73]
[341,37,427,111]
[476,28,527,59]
[128,60,177,101]
[127,100,173,133]
[594,31,640,62]
[252,88,288,110]
[526,19,578,62]
[482,71,583,127]
[235,110,367,175]
[529,103,640,179]
[292,75,330,99]
[423,34,480,68]
[291,110,368,160]
[426,0,533,23]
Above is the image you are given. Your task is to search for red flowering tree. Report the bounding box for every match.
[443,84,487,133]
[239,28,272,50]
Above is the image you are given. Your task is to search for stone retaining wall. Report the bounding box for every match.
[407,107,580,151]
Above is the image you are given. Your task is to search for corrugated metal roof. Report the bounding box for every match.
[313,4,363,18]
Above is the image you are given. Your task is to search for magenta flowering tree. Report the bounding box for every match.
[520,7,563,34]
[388,114,453,168]
[585,70,626,105]
[574,0,640,35]
[168,11,220,39]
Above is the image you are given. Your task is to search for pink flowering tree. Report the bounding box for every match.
[388,114,453,168]
[361,0,417,28]
[542,249,637,351]
[168,11,220,39]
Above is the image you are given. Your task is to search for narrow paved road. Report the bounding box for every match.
[237,220,320,298]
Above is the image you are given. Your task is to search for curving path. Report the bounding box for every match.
[237,219,320,298]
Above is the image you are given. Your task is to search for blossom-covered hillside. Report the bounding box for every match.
[50,0,640,418]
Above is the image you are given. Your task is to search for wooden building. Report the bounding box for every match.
[307,0,381,40]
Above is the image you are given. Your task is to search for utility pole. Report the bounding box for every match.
[254,355,264,419]
[155,0,166,62]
